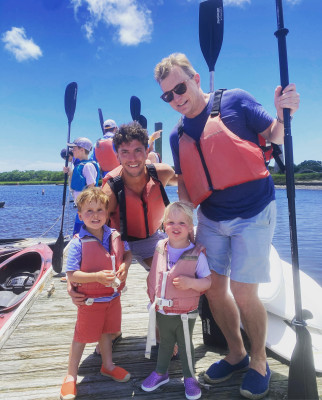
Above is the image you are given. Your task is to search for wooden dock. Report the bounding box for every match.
[0,261,321,400]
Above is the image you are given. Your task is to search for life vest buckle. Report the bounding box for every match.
[85,298,94,306]
[156,298,173,308]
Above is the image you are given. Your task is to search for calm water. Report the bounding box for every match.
[0,184,321,286]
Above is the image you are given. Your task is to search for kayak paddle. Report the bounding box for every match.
[52,82,78,273]
[274,1,318,398]
[139,114,147,129]
[98,108,104,135]
[199,0,224,92]
[130,95,141,121]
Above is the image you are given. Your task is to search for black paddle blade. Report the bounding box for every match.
[130,96,141,121]
[288,325,319,399]
[98,108,104,135]
[199,0,224,72]
[138,115,147,129]
[52,231,65,273]
[64,82,78,124]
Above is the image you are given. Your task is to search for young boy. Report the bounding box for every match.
[60,187,132,400]
[64,137,100,234]
[142,201,211,400]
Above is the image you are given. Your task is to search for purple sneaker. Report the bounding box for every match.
[141,371,169,392]
[184,377,201,400]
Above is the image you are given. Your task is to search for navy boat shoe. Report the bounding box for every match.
[204,354,249,383]
[240,362,271,399]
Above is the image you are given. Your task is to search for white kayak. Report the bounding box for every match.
[259,246,322,373]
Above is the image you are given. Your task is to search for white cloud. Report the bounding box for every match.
[71,0,153,46]
[223,0,250,5]
[2,27,43,62]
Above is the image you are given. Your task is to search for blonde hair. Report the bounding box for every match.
[154,53,196,83]
[76,187,109,212]
[163,201,194,226]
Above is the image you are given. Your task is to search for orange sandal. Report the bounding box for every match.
[100,365,130,382]
[60,376,77,400]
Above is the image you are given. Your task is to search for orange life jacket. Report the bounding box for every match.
[147,239,204,314]
[94,138,119,172]
[178,90,272,207]
[76,230,125,297]
[102,164,169,241]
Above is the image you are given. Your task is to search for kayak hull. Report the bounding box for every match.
[0,243,53,349]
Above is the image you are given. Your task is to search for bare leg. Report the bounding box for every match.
[99,333,115,371]
[231,281,267,375]
[206,271,247,364]
[66,340,86,382]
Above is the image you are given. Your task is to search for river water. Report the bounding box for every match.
[0,184,321,286]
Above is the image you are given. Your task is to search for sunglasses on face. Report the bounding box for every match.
[160,78,191,103]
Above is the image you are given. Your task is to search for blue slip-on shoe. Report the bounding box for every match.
[204,354,249,384]
[240,362,271,399]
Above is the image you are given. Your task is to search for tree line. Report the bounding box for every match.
[0,170,64,182]
[0,160,321,183]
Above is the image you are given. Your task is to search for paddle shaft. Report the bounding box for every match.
[274,0,303,324]
[59,122,72,234]
[98,108,104,135]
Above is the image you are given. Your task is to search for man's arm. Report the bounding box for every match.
[177,174,192,203]
[155,163,175,187]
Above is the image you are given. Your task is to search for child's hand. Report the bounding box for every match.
[172,275,192,290]
[96,270,115,286]
[116,263,129,282]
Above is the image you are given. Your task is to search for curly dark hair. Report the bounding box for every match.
[113,121,149,152]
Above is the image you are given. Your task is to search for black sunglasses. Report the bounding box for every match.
[160,78,191,103]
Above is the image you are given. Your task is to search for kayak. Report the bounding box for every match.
[201,245,322,372]
[0,237,70,264]
[0,243,53,349]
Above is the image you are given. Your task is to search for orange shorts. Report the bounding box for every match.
[74,296,121,343]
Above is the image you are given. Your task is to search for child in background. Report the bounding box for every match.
[63,137,100,234]
[60,187,132,400]
[142,201,211,400]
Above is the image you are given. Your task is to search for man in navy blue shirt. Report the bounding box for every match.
[154,53,299,399]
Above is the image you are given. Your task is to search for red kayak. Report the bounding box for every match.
[0,243,53,349]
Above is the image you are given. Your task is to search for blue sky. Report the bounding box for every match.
[0,0,321,172]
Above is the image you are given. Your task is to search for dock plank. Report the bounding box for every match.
[0,262,321,399]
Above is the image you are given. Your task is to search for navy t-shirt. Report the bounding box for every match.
[169,89,276,221]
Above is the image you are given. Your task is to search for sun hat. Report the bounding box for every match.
[103,119,117,130]
[67,137,93,152]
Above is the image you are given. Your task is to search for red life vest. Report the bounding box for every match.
[76,230,125,298]
[147,239,204,314]
[102,164,169,241]
[94,138,119,172]
[179,111,270,208]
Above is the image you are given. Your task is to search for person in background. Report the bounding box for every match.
[60,187,132,400]
[142,201,211,400]
[154,52,299,399]
[63,137,100,235]
[92,119,119,178]
[147,129,162,164]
